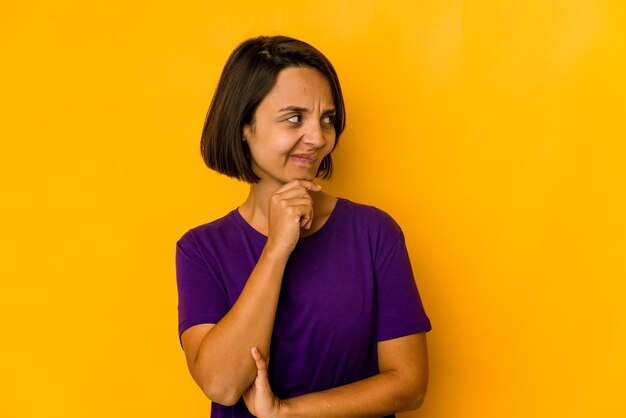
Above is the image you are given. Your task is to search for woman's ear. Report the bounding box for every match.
[242,124,252,142]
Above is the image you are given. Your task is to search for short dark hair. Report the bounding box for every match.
[200,35,346,183]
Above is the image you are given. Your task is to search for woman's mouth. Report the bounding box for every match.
[290,154,317,166]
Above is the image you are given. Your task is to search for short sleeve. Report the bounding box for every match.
[175,230,229,346]
[375,224,432,342]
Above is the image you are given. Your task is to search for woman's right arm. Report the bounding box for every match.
[180,180,321,406]
[182,246,289,405]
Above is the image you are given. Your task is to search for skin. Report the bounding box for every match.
[181,67,429,416]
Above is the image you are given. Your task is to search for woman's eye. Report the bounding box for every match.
[287,115,302,123]
[322,115,335,125]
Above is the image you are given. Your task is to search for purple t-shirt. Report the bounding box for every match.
[176,198,431,417]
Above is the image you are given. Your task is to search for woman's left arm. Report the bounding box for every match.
[244,332,429,418]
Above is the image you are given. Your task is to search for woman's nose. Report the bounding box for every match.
[303,122,326,147]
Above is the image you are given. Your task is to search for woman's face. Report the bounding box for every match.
[243,66,336,187]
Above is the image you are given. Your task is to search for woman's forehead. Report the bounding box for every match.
[262,67,334,110]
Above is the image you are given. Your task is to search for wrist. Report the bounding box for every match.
[276,398,293,418]
[262,241,292,263]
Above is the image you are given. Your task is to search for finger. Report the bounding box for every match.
[273,186,314,200]
[285,204,313,228]
[269,190,313,213]
[273,202,314,225]
[279,195,313,229]
[279,179,321,192]
[251,347,266,369]
[290,205,314,229]
[274,179,321,194]
[251,347,270,388]
[304,212,314,229]
[279,197,314,210]
[272,188,316,206]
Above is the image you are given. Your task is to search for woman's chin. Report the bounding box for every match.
[283,171,315,183]
[254,169,317,187]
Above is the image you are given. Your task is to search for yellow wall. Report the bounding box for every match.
[1,1,625,417]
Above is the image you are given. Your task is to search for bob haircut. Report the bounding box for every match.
[200,35,346,183]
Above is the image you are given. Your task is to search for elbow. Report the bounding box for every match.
[394,378,427,412]
[189,365,246,406]
[199,379,246,406]
[201,386,240,406]
[189,357,253,406]
[406,391,426,411]
[395,389,426,412]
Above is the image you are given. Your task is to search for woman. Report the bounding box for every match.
[176,35,432,418]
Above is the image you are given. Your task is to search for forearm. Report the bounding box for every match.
[280,370,425,418]
[192,245,289,402]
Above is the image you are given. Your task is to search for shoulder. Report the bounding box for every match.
[179,209,239,238]
[336,198,404,242]
[176,210,240,253]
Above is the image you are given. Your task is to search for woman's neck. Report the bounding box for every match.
[238,180,335,237]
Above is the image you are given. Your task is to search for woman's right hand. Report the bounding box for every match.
[265,180,321,256]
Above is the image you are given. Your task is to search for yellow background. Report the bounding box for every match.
[1,1,625,417]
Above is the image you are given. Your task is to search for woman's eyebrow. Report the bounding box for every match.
[278,105,307,113]
[278,105,336,113]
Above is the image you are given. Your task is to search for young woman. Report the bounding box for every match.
[176,35,432,418]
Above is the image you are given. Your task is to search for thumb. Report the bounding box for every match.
[251,347,271,388]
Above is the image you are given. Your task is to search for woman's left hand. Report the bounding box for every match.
[243,347,285,418]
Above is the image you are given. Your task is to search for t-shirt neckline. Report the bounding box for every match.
[233,197,345,244]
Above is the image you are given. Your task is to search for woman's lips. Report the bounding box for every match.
[290,154,317,165]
